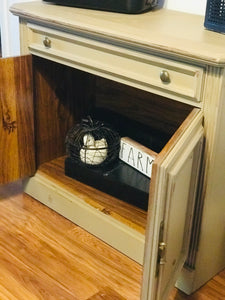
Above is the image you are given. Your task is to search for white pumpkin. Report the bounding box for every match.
[80,134,108,165]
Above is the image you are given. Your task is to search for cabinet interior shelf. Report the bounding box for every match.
[37,156,148,234]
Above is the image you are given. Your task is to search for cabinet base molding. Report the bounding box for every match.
[176,267,196,295]
[23,172,145,264]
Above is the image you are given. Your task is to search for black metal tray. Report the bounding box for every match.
[43,0,158,14]
[65,157,150,210]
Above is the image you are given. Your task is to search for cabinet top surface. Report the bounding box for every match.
[11,1,225,65]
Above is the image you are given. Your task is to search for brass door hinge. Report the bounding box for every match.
[156,221,167,277]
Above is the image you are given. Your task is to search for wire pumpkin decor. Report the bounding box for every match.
[65,116,120,168]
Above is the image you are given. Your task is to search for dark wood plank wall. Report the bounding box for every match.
[32,56,96,166]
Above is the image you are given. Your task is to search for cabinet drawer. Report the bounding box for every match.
[27,24,204,105]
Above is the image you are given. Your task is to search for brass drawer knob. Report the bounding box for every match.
[43,37,51,48]
[160,70,170,83]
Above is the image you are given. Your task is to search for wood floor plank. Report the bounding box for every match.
[0,181,142,300]
[0,246,76,300]
[0,182,224,299]
[88,287,126,299]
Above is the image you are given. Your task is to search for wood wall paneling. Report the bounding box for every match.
[32,56,96,166]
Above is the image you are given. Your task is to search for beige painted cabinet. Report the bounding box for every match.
[4,1,225,299]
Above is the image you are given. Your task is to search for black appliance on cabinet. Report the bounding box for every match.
[43,0,158,14]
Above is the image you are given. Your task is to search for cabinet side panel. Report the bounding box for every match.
[19,19,30,55]
[0,55,35,184]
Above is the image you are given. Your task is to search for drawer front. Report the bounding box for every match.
[27,24,204,105]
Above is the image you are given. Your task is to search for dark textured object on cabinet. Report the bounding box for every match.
[42,0,158,14]
[204,0,225,33]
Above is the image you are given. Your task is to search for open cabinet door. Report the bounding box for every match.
[0,55,35,184]
[141,109,204,300]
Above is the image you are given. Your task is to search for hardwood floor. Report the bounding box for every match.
[0,181,142,300]
[0,181,224,299]
[170,269,225,300]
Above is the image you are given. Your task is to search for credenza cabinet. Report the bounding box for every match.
[1,1,224,299]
